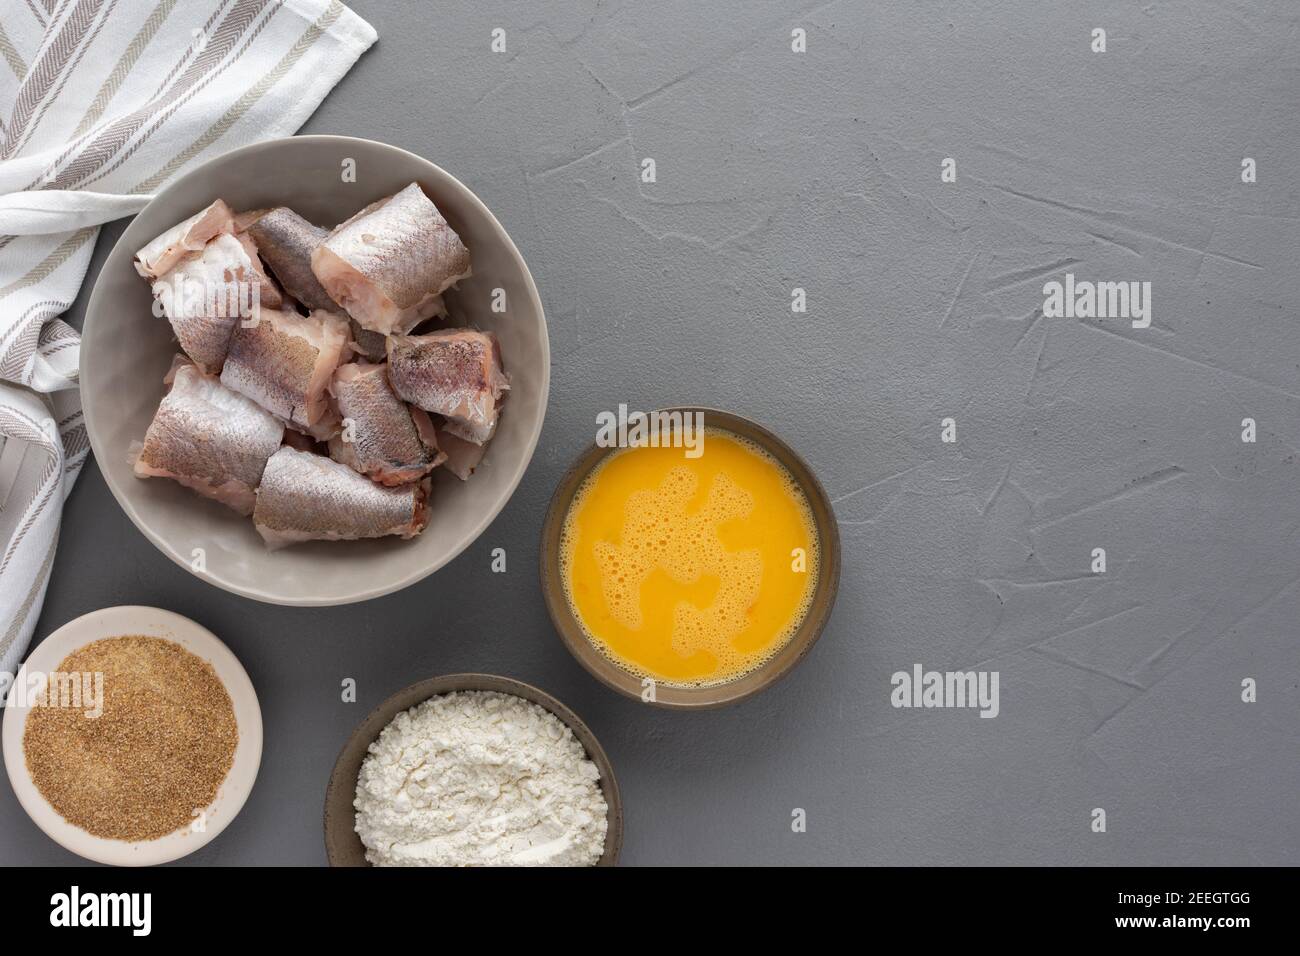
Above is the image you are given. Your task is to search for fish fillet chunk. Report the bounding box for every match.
[220,308,348,429]
[151,232,261,373]
[133,360,284,515]
[311,182,470,335]
[386,329,508,444]
[436,424,487,480]
[253,446,429,548]
[327,361,445,485]
[246,207,338,312]
[134,199,235,278]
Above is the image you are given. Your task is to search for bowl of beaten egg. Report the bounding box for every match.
[540,408,840,707]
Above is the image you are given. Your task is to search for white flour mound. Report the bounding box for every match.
[354,691,608,867]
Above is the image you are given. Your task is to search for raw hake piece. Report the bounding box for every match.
[436,425,487,480]
[133,360,284,515]
[134,199,235,278]
[327,361,444,485]
[245,207,338,312]
[253,446,429,548]
[220,308,348,429]
[386,329,508,444]
[311,182,470,335]
[151,232,259,373]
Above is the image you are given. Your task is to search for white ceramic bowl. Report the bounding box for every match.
[81,135,550,605]
[2,606,262,866]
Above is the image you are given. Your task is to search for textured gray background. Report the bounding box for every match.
[4,0,1300,865]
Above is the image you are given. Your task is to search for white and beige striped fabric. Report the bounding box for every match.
[0,0,377,673]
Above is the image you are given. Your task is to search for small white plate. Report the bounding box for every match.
[2,606,262,866]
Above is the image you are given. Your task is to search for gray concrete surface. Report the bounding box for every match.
[3,0,1299,865]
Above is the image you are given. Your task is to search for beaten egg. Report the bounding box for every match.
[560,428,819,687]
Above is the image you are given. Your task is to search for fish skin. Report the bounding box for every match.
[348,317,388,361]
[246,207,338,312]
[134,199,235,278]
[386,329,509,444]
[220,307,348,428]
[133,359,284,515]
[151,232,258,373]
[311,182,470,335]
[253,445,429,548]
[327,361,444,485]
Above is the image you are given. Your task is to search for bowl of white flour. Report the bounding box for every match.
[324,674,622,866]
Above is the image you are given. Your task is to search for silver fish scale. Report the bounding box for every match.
[254,446,423,543]
[331,364,435,481]
[322,183,470,309]
[220,309,345,428]
[386,329,506,443]
[247,207,337,312]
[388,332,488,408]
[136,365,283,513]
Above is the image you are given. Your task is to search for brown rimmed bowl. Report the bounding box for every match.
[540,407,841,709]
[323,673,623,866]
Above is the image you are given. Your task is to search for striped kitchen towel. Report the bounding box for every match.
[0,0,377,674]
